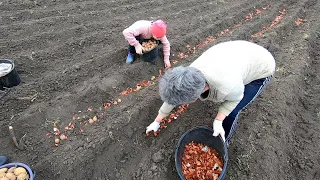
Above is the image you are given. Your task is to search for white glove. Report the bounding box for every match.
[213,120,226,142]
[146,121,160,134]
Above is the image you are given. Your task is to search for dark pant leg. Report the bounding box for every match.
[223,76,272,142]
[128,46,136,54]
[128,36,142,54]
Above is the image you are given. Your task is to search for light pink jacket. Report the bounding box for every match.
[123,20,170,64]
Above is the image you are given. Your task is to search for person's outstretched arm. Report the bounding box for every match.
[160,36,171,69]
[146,102,175,134]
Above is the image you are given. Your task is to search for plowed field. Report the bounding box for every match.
[1,0,319,179]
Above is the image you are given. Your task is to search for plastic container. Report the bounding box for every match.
[0,162,35,180]
[175,126,228,180]
[0,59,21,90]
[141,39,159,63]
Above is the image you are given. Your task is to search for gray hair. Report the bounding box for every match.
[159,66,206,105]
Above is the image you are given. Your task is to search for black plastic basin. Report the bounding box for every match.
[175,126,228,180]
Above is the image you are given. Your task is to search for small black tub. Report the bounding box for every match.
[141,39,159,63]
[0,59,21,90]
[175,126,228,180]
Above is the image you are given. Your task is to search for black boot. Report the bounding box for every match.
[0,156,8,166]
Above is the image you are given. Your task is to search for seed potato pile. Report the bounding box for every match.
[142,39,158,51]
[0,167,29,180]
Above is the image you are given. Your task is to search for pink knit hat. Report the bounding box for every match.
[151,20,167,38]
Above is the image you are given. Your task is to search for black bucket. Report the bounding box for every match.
[0,59,21,90]
[141,39,159,63]
[175,126,228,180]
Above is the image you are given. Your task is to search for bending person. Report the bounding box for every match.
[123,19,171,69]
[146,40,275,143]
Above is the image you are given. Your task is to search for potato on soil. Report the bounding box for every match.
[60,134,67,140]
[88,119,94,124]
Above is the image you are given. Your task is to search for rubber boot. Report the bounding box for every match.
[126,53,134,64]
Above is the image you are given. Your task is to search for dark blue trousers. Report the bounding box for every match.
[223,76,272,142]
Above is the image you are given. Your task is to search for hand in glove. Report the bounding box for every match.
[146,121,160,134]
[212,119,226,142]
[135,43,143,54]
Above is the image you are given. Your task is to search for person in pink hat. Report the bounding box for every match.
[123,20,171,69]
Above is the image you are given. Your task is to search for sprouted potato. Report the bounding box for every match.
[142,39,158,52]
[0,167,29,180]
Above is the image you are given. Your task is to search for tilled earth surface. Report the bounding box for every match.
[1,0,320,179]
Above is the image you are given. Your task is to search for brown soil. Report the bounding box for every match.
[1,0,320,179]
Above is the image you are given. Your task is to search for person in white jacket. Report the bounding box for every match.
[145,40,275,143]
